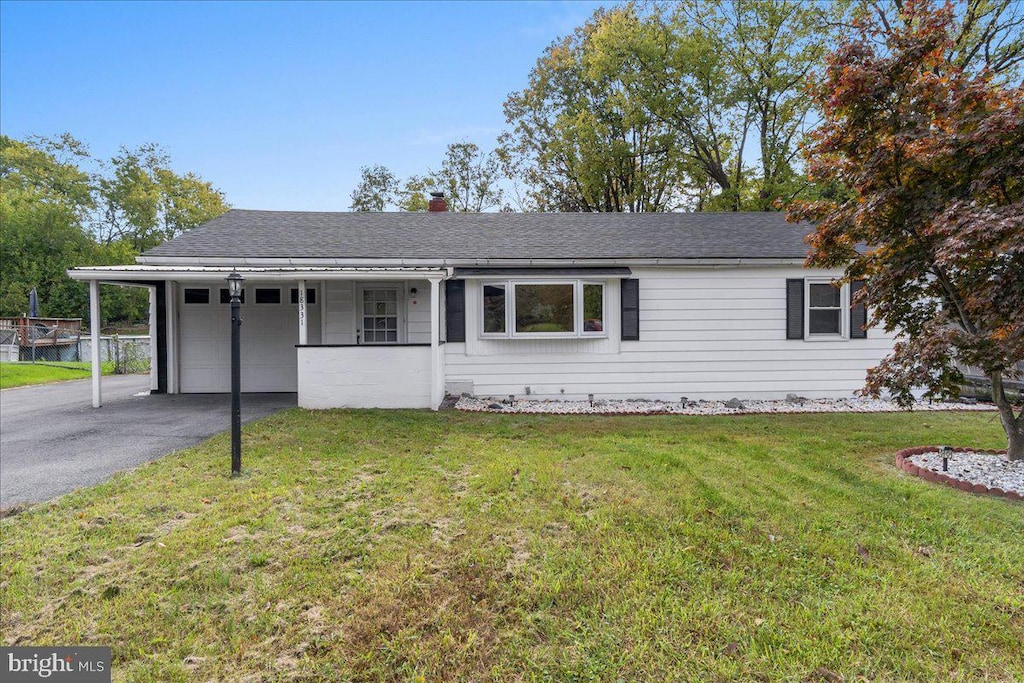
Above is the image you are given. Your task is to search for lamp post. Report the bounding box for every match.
[227,272,243,476]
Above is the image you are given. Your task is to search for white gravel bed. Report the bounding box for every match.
[455,395,998,416]
[908,451,1024,494]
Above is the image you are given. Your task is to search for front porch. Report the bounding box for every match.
[68,265,449,410]
[298,344,433,408]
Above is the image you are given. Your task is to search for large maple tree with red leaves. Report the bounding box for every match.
[788,0,1024,459]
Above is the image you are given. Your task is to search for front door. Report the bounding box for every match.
[358,285,402,344]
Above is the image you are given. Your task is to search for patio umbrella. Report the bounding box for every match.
[28,288,39,318]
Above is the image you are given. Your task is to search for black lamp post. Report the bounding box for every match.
[227,272,243,476]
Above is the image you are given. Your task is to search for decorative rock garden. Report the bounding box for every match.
[456,394,998,417]
[895,446,1023,499]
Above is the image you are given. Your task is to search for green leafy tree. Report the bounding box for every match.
[350,143,506,212]
[0,192,94,319]
[1,134,228,324]
[398,175,435,212]
[788,0,1024,459]
[0,135,96,319]
[583,1,841,211]
[95,143,228,251]
[0,134,94,215]
[500,6,691,212]
[349,165,400,211]
[432,142,504,212]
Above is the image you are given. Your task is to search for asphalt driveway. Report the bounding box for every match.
[0,375,296,508]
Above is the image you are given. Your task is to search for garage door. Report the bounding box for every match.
[178,285,299,393]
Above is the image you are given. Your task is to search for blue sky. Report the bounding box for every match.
[1,0,606,210]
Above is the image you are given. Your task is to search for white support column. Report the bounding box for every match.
[297,279,308,346]
[89,279,102,408]
[148,286,158,392]
[429,278,444,410]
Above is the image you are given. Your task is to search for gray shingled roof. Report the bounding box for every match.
[142,210,814,261]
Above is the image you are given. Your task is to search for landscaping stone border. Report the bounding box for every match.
[894,446,1023,501]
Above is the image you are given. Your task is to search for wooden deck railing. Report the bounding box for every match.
[0,317,83,347]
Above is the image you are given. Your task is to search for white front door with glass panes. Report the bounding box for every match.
[359,286,401,343]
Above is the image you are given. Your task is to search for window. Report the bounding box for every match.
[289,288,317,305]
[254,288,281,304]
[362,288,399,343]
[483,284,506,334]
[515,284,573,333]
[583,283,604,332]
[481,280,605,338]
[806,281,846,337]
[183,288,210,304]
[219,288,245,304]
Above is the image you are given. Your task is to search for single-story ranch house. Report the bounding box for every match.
[69,196,895,409]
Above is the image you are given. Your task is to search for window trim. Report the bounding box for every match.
[182,287,211,305]
[804,279,849,340]
[289,287,317,306]
[479,279,607,339]
[253,287,283,305]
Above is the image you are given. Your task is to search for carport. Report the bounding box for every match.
[67,265,448,409]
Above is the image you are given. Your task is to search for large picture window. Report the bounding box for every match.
[481,280,605,338]
[515,284,574,333]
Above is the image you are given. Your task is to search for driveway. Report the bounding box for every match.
[0,375,296,508]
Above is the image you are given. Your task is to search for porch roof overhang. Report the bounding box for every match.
[67,265,450,285]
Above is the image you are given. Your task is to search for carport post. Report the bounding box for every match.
[297,279,307,346]
[228,272,243,476]
[149,287,158,392]
[429,277,443,410]
[89,279,102,408]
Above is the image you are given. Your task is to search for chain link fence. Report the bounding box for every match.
[1,318,150,374]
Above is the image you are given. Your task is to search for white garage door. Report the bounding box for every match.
[178,285,299,393]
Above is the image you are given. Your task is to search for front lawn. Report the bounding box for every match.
[1,410,1020,681]
[0,361,114,389]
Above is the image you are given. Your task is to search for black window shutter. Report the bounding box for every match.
[786,278,804,340]
[445,279,466,342]
[850,279,867,339]
[621,278,640,341]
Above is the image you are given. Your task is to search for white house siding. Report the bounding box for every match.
[322,280,432,344]
[444,266,897,401]
[298,346,431,408]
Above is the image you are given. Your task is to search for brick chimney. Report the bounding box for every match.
[428,191,448,212]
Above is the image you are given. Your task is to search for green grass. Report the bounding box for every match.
[1,410,1021,681]
[0,361,114,389]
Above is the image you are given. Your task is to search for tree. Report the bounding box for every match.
[431,142,504,212]
[1,134,229,324]
[788,0,1024,459]
[859,0,1023,79]
[593,1,843,211]
[500,6,691,212]
[95,143,229,251]
[349,143,505,212]
[349,165,399,212]
[398,175,434,212]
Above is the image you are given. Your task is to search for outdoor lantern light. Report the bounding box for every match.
[227,272,244,476]
[227,271,244,299]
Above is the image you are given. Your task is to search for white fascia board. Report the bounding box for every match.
[134,255,810,268]
[68,266,449,283]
